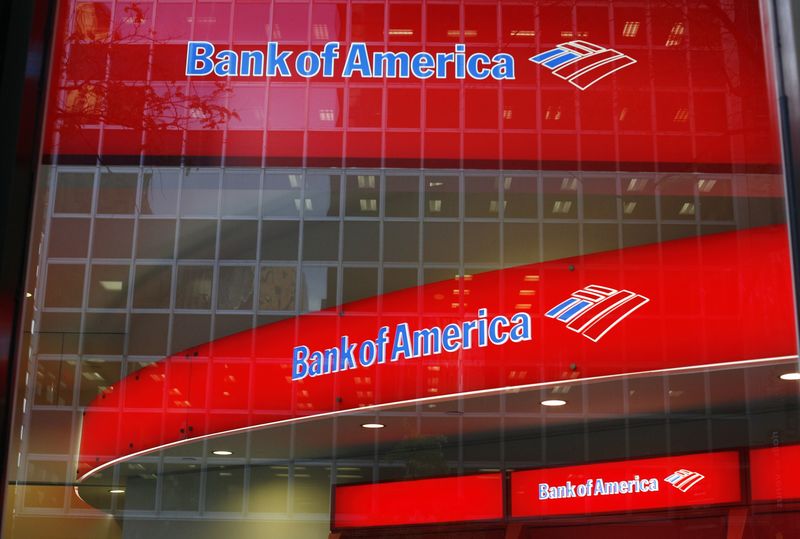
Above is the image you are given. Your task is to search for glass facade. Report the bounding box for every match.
[2,0,800,538]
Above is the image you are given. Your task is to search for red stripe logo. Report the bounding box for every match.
[545,285,649,342]
[530,40,637,90]
[664,469,706,492]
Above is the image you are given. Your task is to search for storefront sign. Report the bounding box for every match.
[187,42,515,80]
[43,0,782,170]
[292,309,531,380]
[333,473,504,529]
[510,451,742,518]
[76,225,795,479]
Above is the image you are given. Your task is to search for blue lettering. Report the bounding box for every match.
[296,50,321,77]
[321,42,340,77]
[342,43,372,77]
[373,51,410,77]
[266,42,292,76]
[491,53,515,80]
[338,335,357,371]
[186,41,214,76]
[292,345,310,380]
[455,44,466,78]
[441,323,461,352]
[466,52,491,80]
[309,351,324,376]
[391,323,413,360]
[509,313,532,342]
[214,50,238,76]
[435,52,454,78]
[462,320,477,349]
[324,348,339,373]
[241,50,264,76]
[488,316,510,345]
[478,308,488,347]
[412,327,441,356]
[376,326,390,363]
[359,340,377,367]
[411,52,435,79]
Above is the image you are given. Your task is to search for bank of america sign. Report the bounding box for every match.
[185,39,635,89]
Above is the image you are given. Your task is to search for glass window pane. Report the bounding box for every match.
[47,218,90,258]
[217,266,255,310]
[92,218,133,258]
[464,222,499,264]
[140,169,180,215]
[171,314,211,353]
[343,221,379,261]
[342,267,378,305]
[79,360,121,405]
[583,176,619,220]
[97,171,137,214]
[305,174,340,217]
[181,169,220,216]
[54,171,94,214]
[465,176,500,218]
[175,265,213,309]
[261,221,299,261]
[262,174,302,217]
[128,313,169,356]
[259,266,296,311]
[383,221,418,263]
[34,360,74,406]
[424,176,459,217]
[423,222,459,263]
[504,222,539,266]
[133,265,172,308]
[345,174,379,216]
[87,264,129,309]
[178,219,217,259]
[219,220,258,260]
[504,175,538,218]
[222,169,261,216]
[385,175,419,217]
[299,266,337,312]
[302,221,339,261]
[136,219,176,259]
[543,175,578,219]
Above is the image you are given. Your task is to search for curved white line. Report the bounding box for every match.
[74,353,799,501]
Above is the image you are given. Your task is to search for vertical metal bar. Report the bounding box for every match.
[0,0,58,528]
[771,0,800,360]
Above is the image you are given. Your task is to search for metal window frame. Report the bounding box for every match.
[0,0,57,530]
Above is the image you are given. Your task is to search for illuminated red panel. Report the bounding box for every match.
[77,225,797,478]
[749,445,800,502]
[43,0,782,171]
[333,473,504,529]
[511,451,742,518]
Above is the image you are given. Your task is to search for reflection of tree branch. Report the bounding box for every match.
[55,2,239,134]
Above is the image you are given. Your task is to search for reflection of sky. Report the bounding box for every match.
[301,267,331,312]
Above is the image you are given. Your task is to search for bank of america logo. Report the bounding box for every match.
[665,469,705,492]
[529,40,636,90]
[545,285,648,342]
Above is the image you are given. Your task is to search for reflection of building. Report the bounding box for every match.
[75,2,110,41]
[10,164,792,538]
[4,0,800,538]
